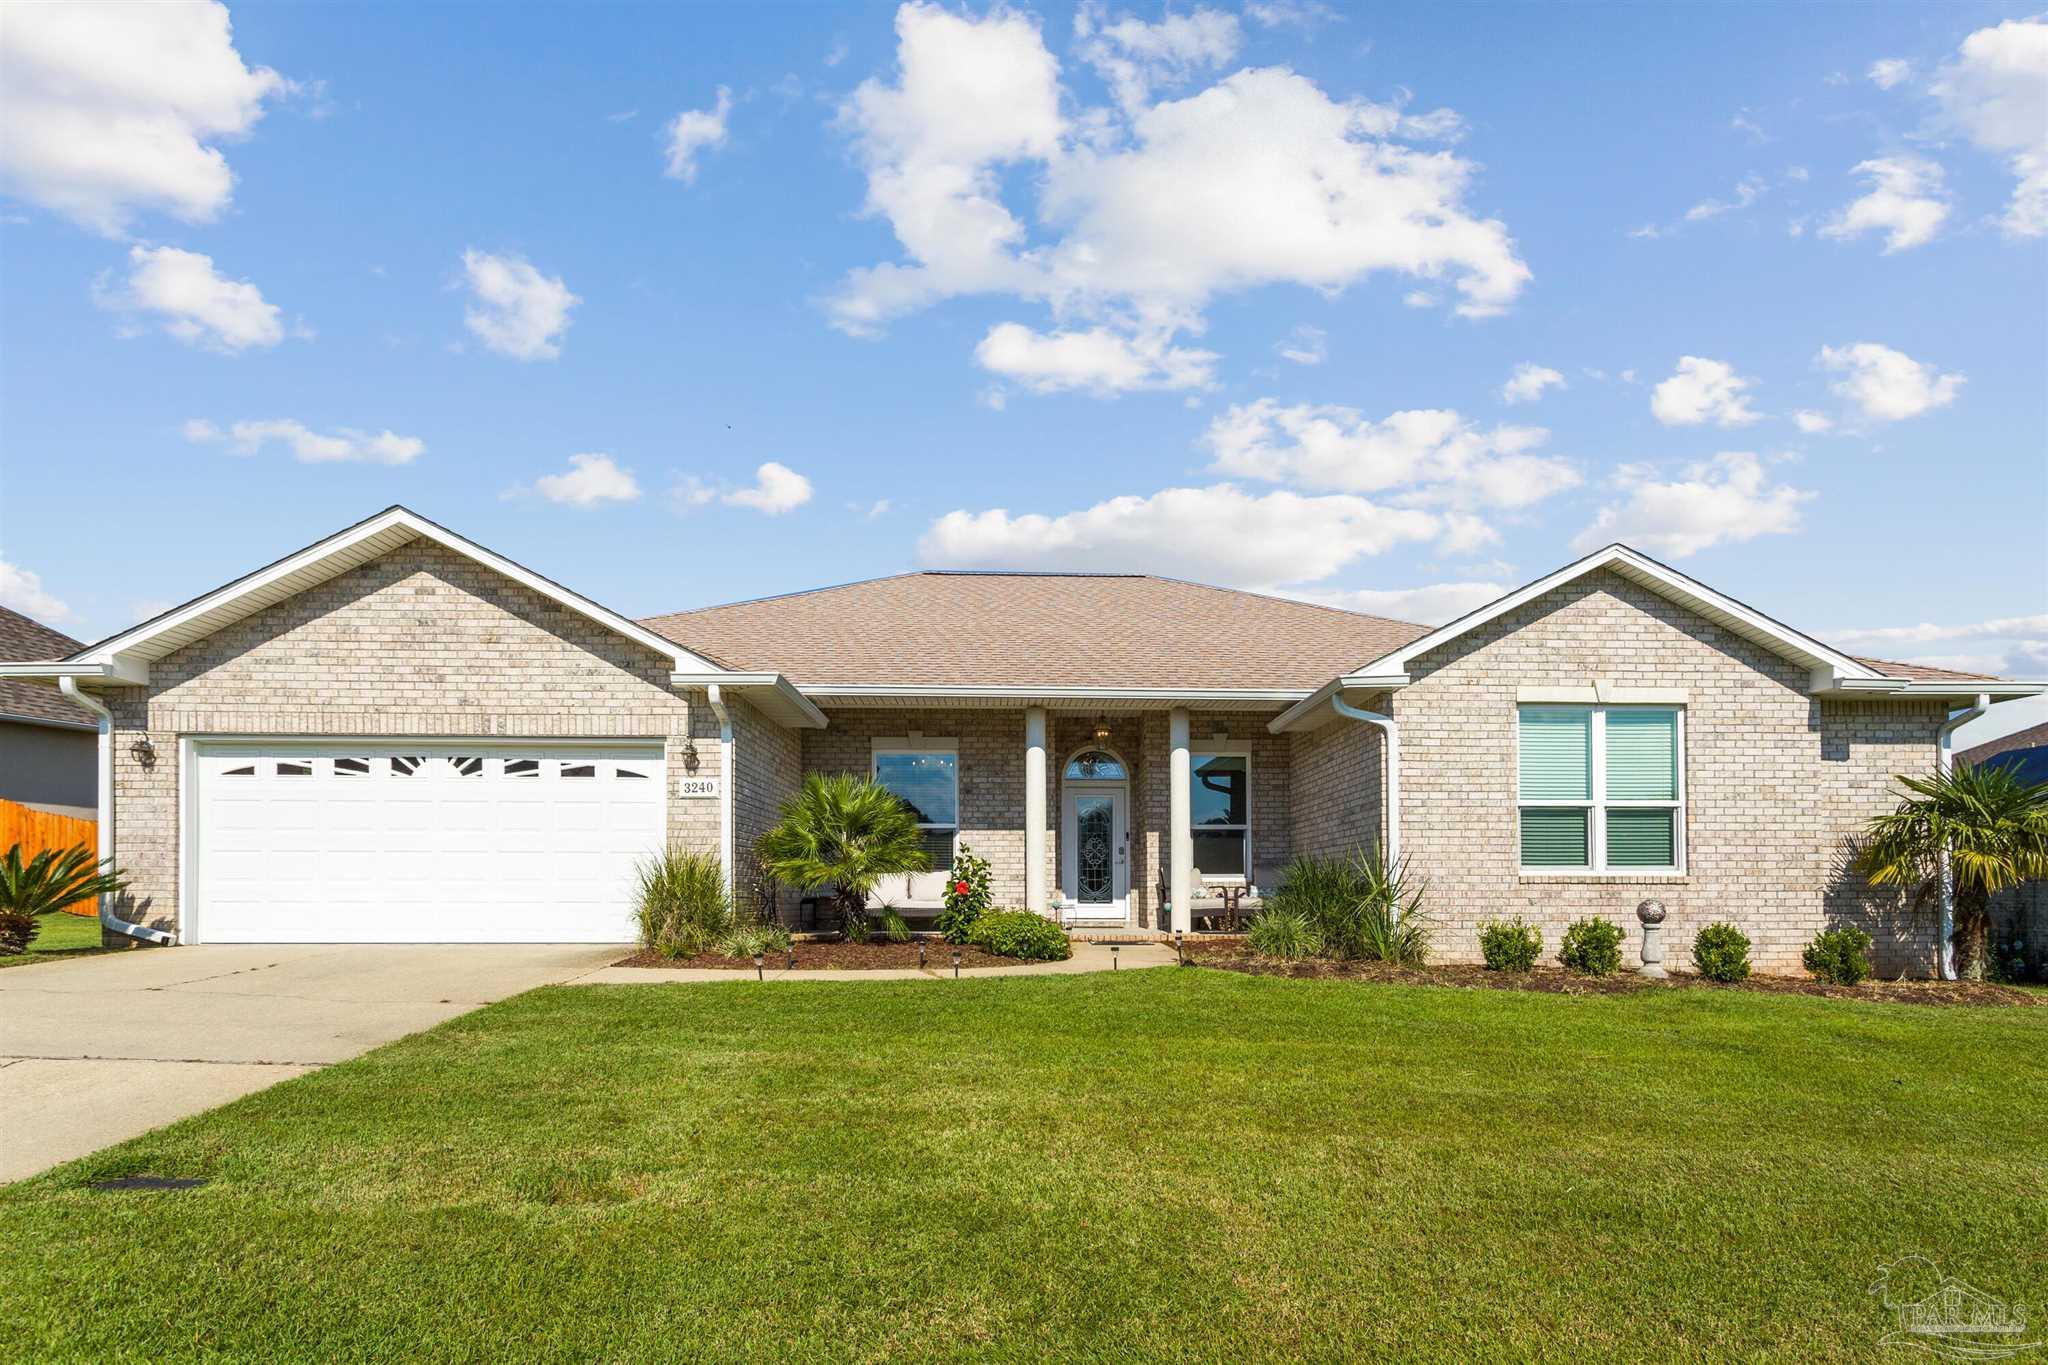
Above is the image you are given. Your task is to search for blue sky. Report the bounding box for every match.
[2,1,2043,684]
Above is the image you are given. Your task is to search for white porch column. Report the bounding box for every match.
[1169,706,1192,934]
[1024,706,1048,914]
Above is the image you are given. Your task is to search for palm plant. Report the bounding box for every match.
[1854,765,2048,980]
[1264,844,1430,964]
[755,773,931,934]
[0,843,128,955]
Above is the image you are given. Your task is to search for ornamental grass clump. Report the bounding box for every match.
[634,847,733,959]
[1247,910,1323,962]
[1265,846,1430,965]
[1558,918,1624,977]
[1691,922,1752,983]
[1802,925,1873,986]
[1478,916,1542,973]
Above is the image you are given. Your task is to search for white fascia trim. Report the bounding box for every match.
[800,685,1312,703]
[1269,676,1405,734]
[672,672,827,728]
[1350,544,1887,686]
[0,658,150,686]
[66,506,730,677]
[1821,677,2045,700]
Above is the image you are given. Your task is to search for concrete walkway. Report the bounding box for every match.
[0,944,620,1184]
[576,940,1181,983]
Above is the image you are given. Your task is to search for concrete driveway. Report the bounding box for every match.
[0,943,622,1184]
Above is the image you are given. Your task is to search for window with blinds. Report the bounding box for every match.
[1517,706,1683,871]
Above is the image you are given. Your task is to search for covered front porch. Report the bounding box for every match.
[763,694,1362,933]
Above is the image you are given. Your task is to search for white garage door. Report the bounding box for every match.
[192,743,665,943]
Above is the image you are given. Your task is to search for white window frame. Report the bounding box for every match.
[1189,748,1252,884]
[1516,705,1686,875]
[870,737,960,905]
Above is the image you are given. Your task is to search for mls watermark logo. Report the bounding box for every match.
[1870,1256,2039,1360]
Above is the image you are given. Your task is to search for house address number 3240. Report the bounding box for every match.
[677,777,720,798]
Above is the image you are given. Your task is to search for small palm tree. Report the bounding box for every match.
[1854,765,2048,979]
[755,773,931,931]
[0,843,129,955]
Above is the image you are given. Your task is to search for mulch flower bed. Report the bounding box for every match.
[1181,942,2041,1006]
[613,940,1016,971]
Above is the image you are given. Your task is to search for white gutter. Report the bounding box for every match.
[705,684,736,904]
[1934,691,1992,981]
[57,678,174,946]
[1330,694,1400,873]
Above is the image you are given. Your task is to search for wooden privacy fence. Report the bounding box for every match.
[0,798,99,916]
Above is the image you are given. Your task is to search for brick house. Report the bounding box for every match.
[3,506,2035,974]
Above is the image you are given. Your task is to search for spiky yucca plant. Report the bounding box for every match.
[755,773,931,933]
[1854,765,2048,980]
[0,843,128,955]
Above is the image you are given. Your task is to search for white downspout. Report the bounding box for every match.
[1934,691,1992,981]
[705,684,736,906]
[1331,694,1400,873]
[58,677,174,946]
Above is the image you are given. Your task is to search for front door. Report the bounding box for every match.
[1061,785,1128,921]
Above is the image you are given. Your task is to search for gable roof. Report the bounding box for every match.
[643,572,1430,694]
[0,606,89,728]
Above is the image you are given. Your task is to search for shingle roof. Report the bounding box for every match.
[642,572,1431,691]
[1853,656,2007,684]
[0,606,88,727]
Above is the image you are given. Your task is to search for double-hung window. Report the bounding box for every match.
[871,742,959,886]
[1518,706,1683,872]
[1190,752,1249,880]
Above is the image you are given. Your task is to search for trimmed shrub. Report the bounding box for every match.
[635,846,733,958]
[937,844,992,945]
[1692,922,1752,982]
[1479,917,1542,973]
[1558,917,1624,977]
[967,910,1072,962]
[1247,910,1323,962]
[1265,846,1431,964]
[1802,925,1873,986]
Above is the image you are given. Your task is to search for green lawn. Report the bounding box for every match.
[5,972,2044,1361]
[0,911,106,968]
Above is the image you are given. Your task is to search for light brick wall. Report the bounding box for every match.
[1389,569,1944,974]
[1289,698,1386,864]
[730,694,802,922]
[100,541,721,939]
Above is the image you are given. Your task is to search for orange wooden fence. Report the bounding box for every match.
[0,798,99,916]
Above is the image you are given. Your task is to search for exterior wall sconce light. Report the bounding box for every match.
[680,740,700,773]
[129,737,158,769]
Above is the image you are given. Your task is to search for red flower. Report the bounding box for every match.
[953,880,970,896]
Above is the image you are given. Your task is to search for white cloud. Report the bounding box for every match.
[1500,362,1564,405]
[460,249,579,361]
[1816,342,1963,422]
[852,498,892,519]
[1293,580,1509,625]
[663,86,733,184]
[0,0,289,236]
[185,417,424,465]
[1242,0,1338,30]
[1074,4,1241,112]
[1684,174,1765,222]
[1649,356,1760,427]
[1401,289,1437,308]
[1276,323,1326,366]
[830,3,1526,378]
[1931,18,2048,238]
[919,483,1440,589]
[1792,409,1834,434]
[95,244,284,352]
[1826,614,2048,678]
[974,321,1217,394]
[723,461,813,515]
[528,453,641,507]
[0,560,73,624]
[1202,399,1579,524]
[1573,452,1813,558]
[1819,156,1950,252]
[1867,58,1913,90]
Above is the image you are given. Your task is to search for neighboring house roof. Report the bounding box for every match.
[1960,720,2048,767]
[0,606,89,728]
[642,572,1431,692]
[1855,657,2007,684]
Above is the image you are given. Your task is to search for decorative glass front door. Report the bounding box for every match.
[1061,784,1128,920]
